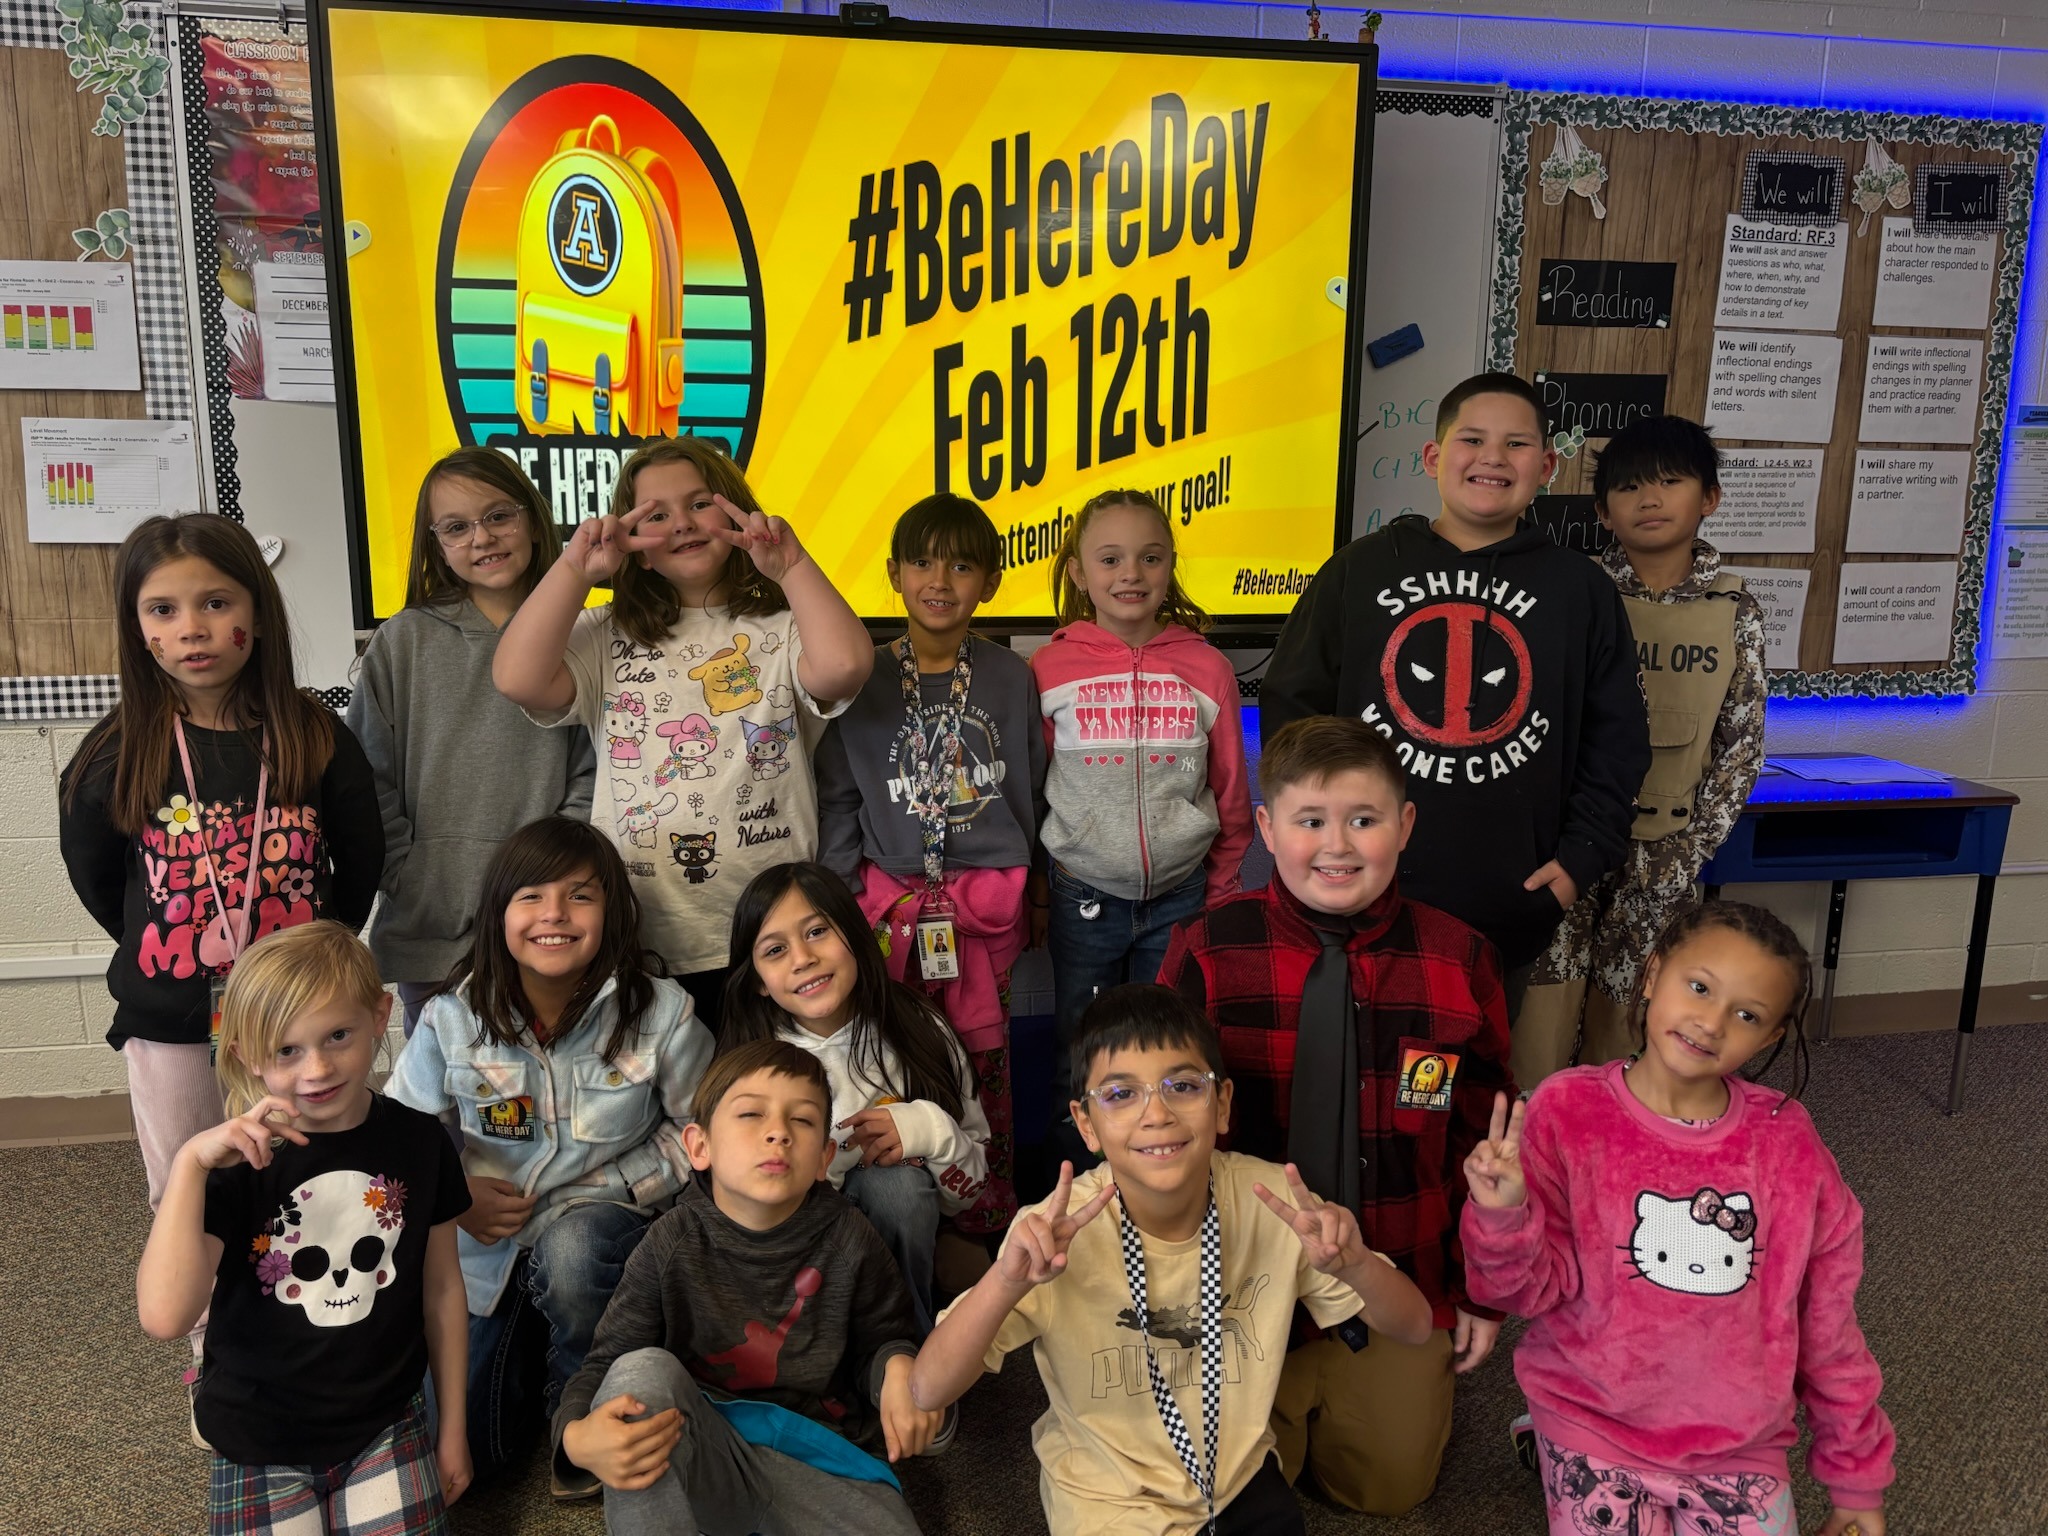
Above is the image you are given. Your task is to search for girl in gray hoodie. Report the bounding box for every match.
[347,449,595,1028]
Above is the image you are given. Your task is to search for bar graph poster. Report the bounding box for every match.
[197,18,331,402]
[0,260,141,391]
[21,416,204,543]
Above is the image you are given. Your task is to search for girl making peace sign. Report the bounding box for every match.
[494,438,873,1030]
[1461,901,1895,1536]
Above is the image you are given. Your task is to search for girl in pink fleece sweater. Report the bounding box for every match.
[1460,901,1895,1536]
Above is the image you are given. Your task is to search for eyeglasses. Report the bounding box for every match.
[431,507,524,546]
[1080,1072,1218,1120]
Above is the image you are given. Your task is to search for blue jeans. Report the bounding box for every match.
[466,1201,655,1482]
[1047,864,1207,1123]
[840,1162,940,1337]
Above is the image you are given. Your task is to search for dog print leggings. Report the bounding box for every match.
[1539,1435,1796,1536]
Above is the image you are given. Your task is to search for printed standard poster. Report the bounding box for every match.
[318,7,1367,620]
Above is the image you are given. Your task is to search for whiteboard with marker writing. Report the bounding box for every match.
[1352,86,1505,543]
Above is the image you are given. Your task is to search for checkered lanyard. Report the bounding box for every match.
[895,636,973,895]
[1117,1185,1222,1533]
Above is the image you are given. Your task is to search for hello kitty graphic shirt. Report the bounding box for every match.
[1460,1063,1895,1511]
[532,604,847,975]
[198,1094,469,1468]
[60,720,385,1048]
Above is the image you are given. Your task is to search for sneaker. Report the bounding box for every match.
[551,1462,602,1503]
[1509,1413,1537,1474]
[917,1402,959,1458]
[183,1364,212,1452]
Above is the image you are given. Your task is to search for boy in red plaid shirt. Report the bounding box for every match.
[1157,715,1514,1516]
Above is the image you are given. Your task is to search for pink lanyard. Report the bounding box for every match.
[174,717,269,965]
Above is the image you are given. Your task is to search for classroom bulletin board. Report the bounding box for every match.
[0,0,203,721]
[1490,92,2040,698]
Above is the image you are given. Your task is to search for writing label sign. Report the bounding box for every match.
[1533,372,1667,441]
[1740,154,1844,226]
[1535,259,1676,329]
[1529,494,1612,554]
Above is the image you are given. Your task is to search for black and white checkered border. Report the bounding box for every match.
[0,676,351,721]
[0,675,121,722]
[1914,161,2010,239]
[0,0,61,49]
[125,4,195,425]
[1739,150,1845,228]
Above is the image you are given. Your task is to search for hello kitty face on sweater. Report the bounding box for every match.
[1624,1189,1759,1297]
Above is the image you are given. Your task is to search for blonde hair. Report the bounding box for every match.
[1049,489,1210,632]
[215,922,386,1116]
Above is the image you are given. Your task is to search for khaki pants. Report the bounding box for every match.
[1577,986,1638,1067]
[1270,1327,1454,1516]
[1510,977,1586,1091]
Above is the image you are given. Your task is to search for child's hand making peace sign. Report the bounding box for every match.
[1464,1092,1530,1210]
[998,1161,1117,1288]
[1252,1163,1372,1277]
[705,493,811,586]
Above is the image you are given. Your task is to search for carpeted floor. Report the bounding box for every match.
[5,1024,2043,1535]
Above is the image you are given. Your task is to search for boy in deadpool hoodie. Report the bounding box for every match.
[1262,373,1649,1086]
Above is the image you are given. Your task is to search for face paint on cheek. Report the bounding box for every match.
[232,628,247,651]
[149,637,165,661]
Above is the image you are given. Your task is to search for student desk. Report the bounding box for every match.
[1698,756,2018,1116]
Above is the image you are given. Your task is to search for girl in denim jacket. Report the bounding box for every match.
[386,816,713,1499]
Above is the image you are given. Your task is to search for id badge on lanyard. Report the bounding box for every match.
[176,719,268,1062]
[899,639,971,985]
[916,891,960,983]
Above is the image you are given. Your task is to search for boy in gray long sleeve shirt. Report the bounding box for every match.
[555,1040,934,1534]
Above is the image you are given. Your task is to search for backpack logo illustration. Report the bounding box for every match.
[549,173,620,295]
[437,58,765,519]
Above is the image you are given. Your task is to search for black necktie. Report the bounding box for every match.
[1288,926,1360,1215]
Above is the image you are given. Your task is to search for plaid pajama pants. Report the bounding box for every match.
[209,1393,448,1536]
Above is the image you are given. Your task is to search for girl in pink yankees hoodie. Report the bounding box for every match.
[1029,489,1252,1149]
[1462,900,1895,1536]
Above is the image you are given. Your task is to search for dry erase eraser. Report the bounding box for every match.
[1367,323,1423,368]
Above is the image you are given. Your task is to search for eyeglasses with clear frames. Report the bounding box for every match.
[1080,1071,1218,1120]
[431,507,525,546]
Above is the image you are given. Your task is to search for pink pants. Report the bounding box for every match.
[1539,1436,1795,1536]
[125,1038,224,1352]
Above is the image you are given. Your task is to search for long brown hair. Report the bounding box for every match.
[63,514,335,836]
[1630,899,1813,1105]
[404,447,560,610]
[718,862,965,1121]
[1049,489,1211,632]
[437,816,663,1063]
[610,437,785,649]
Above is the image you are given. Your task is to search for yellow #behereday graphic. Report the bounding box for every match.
[323,10,1364,619]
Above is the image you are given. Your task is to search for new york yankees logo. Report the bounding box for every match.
[1379,601,1533,749]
